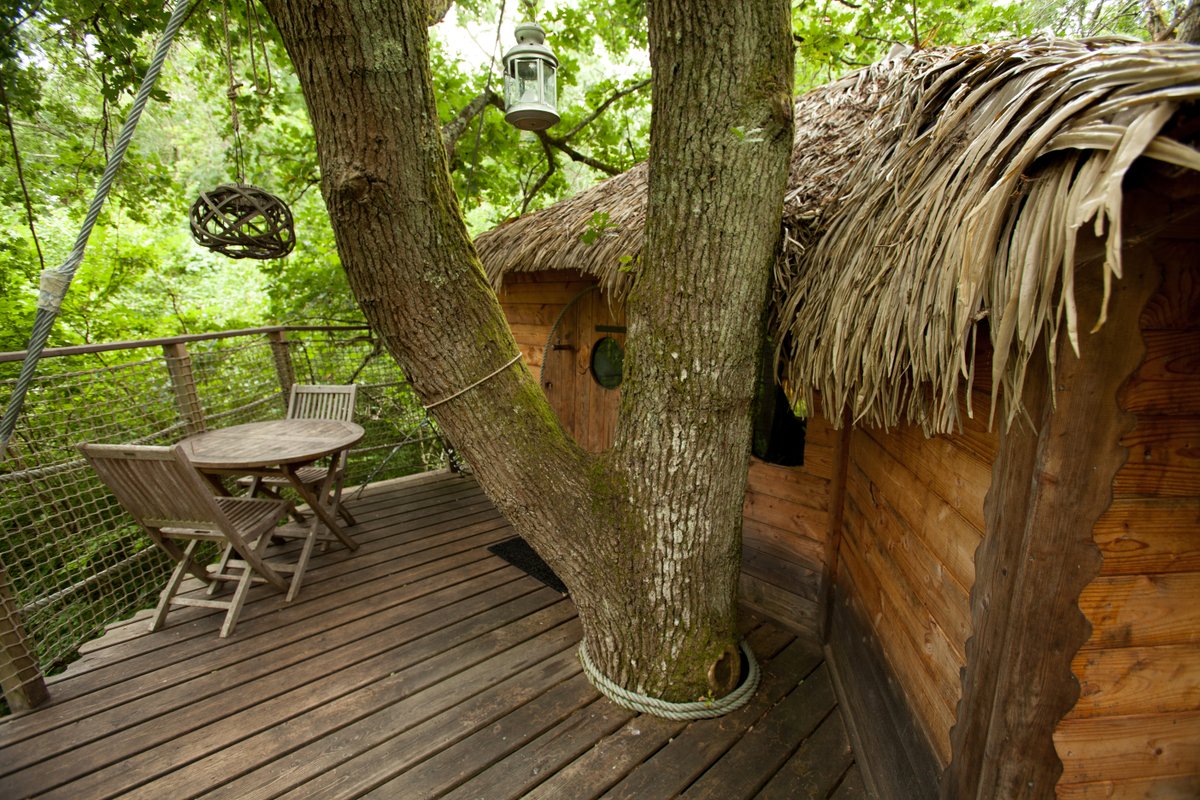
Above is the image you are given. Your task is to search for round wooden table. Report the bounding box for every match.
[179,418,364,553]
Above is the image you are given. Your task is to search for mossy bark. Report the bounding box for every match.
[264,0,792,705]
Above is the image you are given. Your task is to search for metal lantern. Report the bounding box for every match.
[502,22,559,131]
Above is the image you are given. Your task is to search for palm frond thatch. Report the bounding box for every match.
[476,36,1200,435]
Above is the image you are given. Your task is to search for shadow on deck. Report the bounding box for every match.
[0,471,869,799]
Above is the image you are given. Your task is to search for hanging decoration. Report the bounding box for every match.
[189,0,294,260]
[189,183,294,259]
[502,21,559,131]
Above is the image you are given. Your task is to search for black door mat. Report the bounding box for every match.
[487,537,568,595]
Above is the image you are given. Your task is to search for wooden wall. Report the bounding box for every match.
[739,412,837,635]
[499,270,625,453]
[1054,180,1200,799]
[831,401,997,775]
[497,270,597,390]
[498,270,831,636]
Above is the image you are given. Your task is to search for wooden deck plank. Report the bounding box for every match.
[600,638,825,799]
[2,565,527,781]
[522,712,688,800]
[0,504,510,751]
[50,478,495,682]
[440,696,634,800]
[682,662,839,799]
[36,486,497,682]
[268,625,583,800]
[361,672,602,799]
[756,709,857,799]
[830,763,872,799]
[106,601,579,800]
[0,473,866,800]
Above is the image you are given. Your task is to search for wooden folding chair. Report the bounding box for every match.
[79,443,295,637]
[244,384,359,528]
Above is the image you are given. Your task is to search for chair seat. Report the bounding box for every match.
[215,496,292,534]
[238,465,331,489]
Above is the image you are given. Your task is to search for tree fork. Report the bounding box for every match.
[264,0,793,708]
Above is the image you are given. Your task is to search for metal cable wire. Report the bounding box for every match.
[0,0,194,459]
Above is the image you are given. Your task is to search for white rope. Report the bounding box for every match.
[423,353,522,410]
[578,639,761,720]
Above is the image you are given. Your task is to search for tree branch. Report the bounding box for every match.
[0,80,45,271]
[427,0,455,25]
[1162,0,1200,42]
[521,136,557,214]
[538,133,623,175]
[559,77,651,141]
[442,87,501,163]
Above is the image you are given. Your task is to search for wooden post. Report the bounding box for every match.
[163,342,206,436]
[0,564,49,712]
[818,405,853,642]
[268,330,296,412]
[941,253,1159,799]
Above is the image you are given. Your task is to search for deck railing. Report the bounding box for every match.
[0,326,447,712]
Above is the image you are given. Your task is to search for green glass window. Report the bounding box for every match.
[590,337,624,389]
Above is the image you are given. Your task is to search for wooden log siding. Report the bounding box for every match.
[739,409,838,633]
[831,397,996,770]
[1054,175,1200,799]
[498,272,834,636]
[497,271,599,374]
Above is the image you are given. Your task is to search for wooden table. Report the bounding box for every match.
[179,418,364,556]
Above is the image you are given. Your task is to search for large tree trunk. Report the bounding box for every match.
[597,1,794,697]
[263,0,792,705]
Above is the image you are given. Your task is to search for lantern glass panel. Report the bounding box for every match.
[542,68,556,108]
[506,57,544,106]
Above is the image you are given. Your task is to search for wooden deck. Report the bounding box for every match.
[0,471,869,800]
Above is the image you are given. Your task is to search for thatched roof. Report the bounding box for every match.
[475,37,1200,434]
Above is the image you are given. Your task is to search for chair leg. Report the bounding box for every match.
[206,544,236,596]
[286,522,319,603]
[151,540,200,632]
[219,559,257,638]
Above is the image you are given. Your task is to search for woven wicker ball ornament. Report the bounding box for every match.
[189,184,295,259]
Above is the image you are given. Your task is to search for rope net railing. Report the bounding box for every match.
[0,327,445,713]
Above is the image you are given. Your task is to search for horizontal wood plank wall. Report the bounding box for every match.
[740,411,838,636]
[497,270,597,380]
[499,271,833,635]
[836,392,997,770]
[1055,176,1200,799]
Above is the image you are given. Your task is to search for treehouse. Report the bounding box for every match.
[475,38,1200,798]
[2,36,1198,800]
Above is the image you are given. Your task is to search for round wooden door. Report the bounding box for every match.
[540,287,626,452]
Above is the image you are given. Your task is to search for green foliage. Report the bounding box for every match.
[0,1,1184,352]
[580,210,620,244]
[790,0,1039,89]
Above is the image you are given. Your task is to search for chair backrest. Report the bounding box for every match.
[286,384,357,423]
[79,443,229,533]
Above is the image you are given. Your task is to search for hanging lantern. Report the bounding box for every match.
[502,22,559,132]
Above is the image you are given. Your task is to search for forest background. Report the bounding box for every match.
[0,0,1195,354]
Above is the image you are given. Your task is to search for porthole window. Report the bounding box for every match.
[590,336,624,389]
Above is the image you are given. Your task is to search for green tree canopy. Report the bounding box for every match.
[1,0,1192,352]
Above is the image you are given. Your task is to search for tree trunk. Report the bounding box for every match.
[597,0,794,698]
[263,0,792,705]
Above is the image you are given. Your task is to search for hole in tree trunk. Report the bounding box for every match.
[707,642,742,697]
